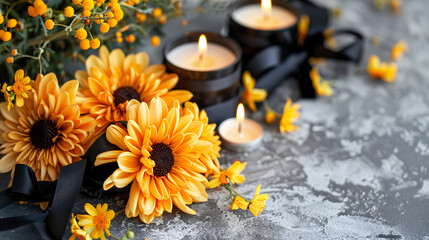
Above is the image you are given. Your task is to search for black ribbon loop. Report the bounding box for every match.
[0,159,86,240]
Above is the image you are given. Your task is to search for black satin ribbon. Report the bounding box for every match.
[0,159,86,240]
[82,122,129,197]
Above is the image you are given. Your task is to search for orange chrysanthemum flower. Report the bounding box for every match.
[95,98,214,224]
[76,46,192,138]
[181,102,220,177]
[0,73,96,182]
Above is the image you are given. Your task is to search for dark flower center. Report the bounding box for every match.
[30,120,58,149]
[113,86,140,106]
[150,143,175,177]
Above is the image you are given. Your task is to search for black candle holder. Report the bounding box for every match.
[228,0,299,57]
[163,31,242,108]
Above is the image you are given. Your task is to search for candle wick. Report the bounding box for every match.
[238,121,242,134]
[199,53,204,62]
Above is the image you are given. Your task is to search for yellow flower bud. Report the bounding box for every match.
[151,35,160,47]
[83,9,91,17]
[100,23,110,33]
[45,19,54,30]
[125,34,135,43]
[80,39,90,50]
[265,111,276,124]
[7,19,17,28]
[75,28,87,40]
[6,57,13,64]
[152,8,162,18]
[64,6,74,17]
[90,38,101,49]
[11,49,18,56]
[2,31,12,42]
[107,18,117,27]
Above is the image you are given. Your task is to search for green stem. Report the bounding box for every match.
[222,184,251,202]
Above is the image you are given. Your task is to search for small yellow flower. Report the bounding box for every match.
[1,83,14,111]
[7,69,33,107]
[241,71,267,112]
[125,34,135,43]
[248,185,269,216]
[73,0,83,5]
[310,67,333,96]
[45,19,54,30]
[80,39,90,50]
[99,23,110,33]
[11,49,18,56]
[390,39,407,60]
[390,0,402,14]
[83,10,92,17]
[115,32,122,38]
[298,14,310,46]
[76,28,88,40]
[136,13,146,23]
[28,6,39,17]
[70,214,92,240]
[2,31,12,42]
[151,35,160,47]
[209,161,247,188]
[113,9,124,21]
[7,19,17,28]
[265,110,276,124]
[64,6,75,17]
[116,37,123,43]
[159,15,167,24]
[33,0,48,16]
[279,98,300,133]
[90,38,101,49]
[6,56,13,64]
[231,196,249,210]
[0,13,3,24]
[83,0,95,10]
[107,18,117,27]
[96,0,105,6]
[77,203,115,240]
[367,55,397,82]
[152,8,162,18]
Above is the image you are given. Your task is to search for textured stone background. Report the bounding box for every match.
[1,0,429,239]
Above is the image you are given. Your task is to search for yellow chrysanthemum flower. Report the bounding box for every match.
[241,71,267,112]
[231,196,248,210]
[182,102,220,177]
[367,55,397,83]
[77,203,115,240]
[209,161,246,188]
[248,185,269,216]
[70,214,92,240]
[95,98,213,224]
[265,110,276,124]
[0,73,96,183]
[1,83,14,111]
[75,46,192,138]
[310,67,333,96]
[279,98,300,133]
[390,39,407,60]
[6,69,33,107]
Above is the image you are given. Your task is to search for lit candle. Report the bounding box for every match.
[218,103,263,152]
[231,0,297,31]
[166,34,236,71]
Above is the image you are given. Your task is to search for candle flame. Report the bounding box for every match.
[236,103,245,122]
[198,34,207,60]
[261,0,272,19]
